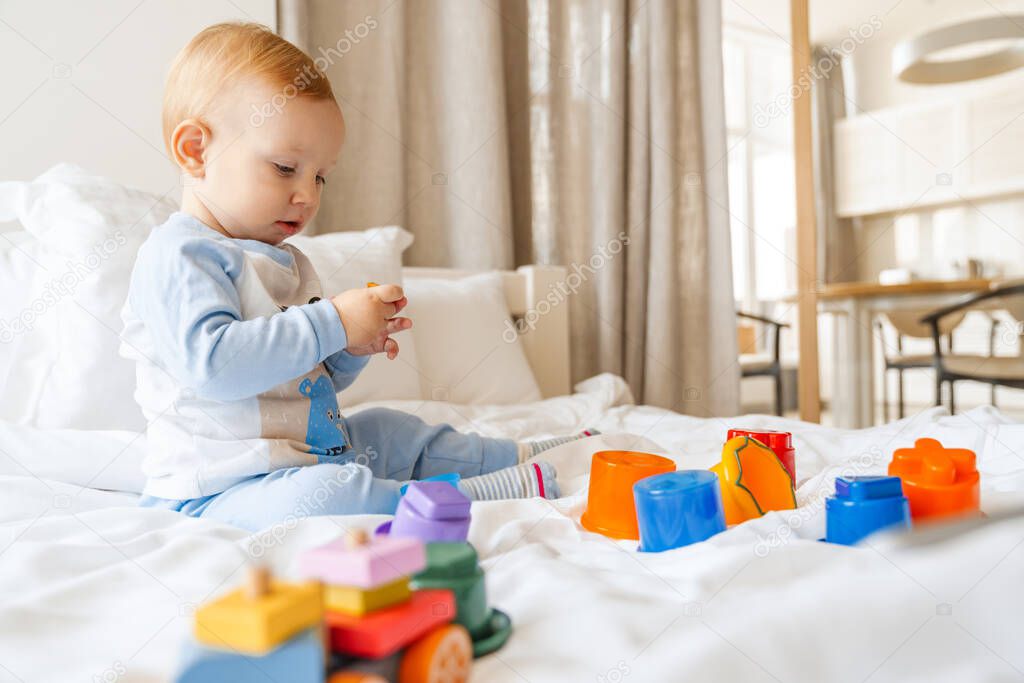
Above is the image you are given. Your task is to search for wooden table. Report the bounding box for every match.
[816,279,991,428]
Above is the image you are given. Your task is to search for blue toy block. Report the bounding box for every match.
[175,626,324,683]
[826,475,911,546]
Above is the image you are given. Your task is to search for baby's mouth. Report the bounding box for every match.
[276,219,303,235]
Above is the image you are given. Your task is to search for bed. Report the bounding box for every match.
[1,166,1023,682]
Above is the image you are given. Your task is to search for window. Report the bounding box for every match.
[722,28,797,309]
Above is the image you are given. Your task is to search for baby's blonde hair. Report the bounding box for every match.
[162,22,335,154]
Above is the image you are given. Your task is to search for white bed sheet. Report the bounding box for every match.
[0,373,1022,682]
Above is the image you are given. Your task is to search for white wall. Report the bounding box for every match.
[839,0,1024,112]
[836,0,1024,415]
[0,0,276,217]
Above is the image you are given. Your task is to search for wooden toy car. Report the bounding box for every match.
[308,530,474,682]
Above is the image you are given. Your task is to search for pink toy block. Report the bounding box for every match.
[299,534,426,589]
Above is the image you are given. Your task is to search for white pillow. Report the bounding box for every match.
[0,164,177,431]
[286,230,423,407]
[403,272,542,404]
[0,230,43,398]
[0,164,419,431]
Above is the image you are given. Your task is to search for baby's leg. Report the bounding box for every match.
[182,464,401,532]
[340,408,561,501]
[339,407,518,480]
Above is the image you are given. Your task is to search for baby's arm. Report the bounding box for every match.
[322,348,370,392]
[128,233,349,402]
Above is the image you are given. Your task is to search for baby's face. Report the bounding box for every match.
[193,79,345,245]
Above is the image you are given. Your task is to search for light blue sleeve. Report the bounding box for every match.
[127,228,350,402]
[323,348,370,393]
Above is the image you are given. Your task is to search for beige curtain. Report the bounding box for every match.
[811,45,856,284]
[303,0,738,415]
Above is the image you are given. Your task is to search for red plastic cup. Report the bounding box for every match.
[727,428,796,482]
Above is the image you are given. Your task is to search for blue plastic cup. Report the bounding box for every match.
[826,475,911,546]
[633,471,727,552]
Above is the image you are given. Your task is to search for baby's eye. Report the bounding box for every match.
[274,163,295,175]
[316,175,327,187]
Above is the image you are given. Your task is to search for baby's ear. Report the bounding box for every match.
[171,118,211,179]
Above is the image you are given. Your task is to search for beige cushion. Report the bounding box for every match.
[884,310,965,339]
[885,353,935,366]
[942,354,1024,380]
[740,353,775,373]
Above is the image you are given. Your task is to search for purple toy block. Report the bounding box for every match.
[389,482,472,543]
[298,535,425,589]
[404,481,471,520]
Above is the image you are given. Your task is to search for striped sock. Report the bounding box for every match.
[519,428,601,462]
[459,462,560,501]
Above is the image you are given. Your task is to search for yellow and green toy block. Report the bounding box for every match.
[324,577,412,616]
[711,435,796,525]
[194,570,323,655]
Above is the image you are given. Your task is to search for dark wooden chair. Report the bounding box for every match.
[876,311,961,420]
[737,311,788,416]
[920,282,1024,414]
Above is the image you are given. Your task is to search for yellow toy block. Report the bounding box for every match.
[195,567,323,655]
[324,577,411,616]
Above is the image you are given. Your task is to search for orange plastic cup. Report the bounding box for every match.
[580,451,676,540]
[888,438,980,521]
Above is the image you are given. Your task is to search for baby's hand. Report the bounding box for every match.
[330,284,412,359]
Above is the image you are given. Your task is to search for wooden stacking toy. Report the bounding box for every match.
[411,542,513,658]
[302,529,474,682]
[888,438,980,521]
[711,435,796,525]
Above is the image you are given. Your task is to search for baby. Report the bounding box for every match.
[121,23,596,532]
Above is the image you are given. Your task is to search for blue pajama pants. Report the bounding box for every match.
[138,407,518,532]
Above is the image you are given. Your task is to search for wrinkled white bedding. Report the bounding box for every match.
[0,374,1022,682]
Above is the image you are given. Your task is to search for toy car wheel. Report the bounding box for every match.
[328,673,388,683]
[398,623,472,683]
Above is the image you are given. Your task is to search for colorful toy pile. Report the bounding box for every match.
[578,432,798,552]
[303,530,472,681]
[578,430,983,551]
[821,437,981,546]
[176,530,477,683]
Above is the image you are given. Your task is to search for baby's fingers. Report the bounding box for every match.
[386,317,412,335]
[370,284,405,304]
[383,337,399,360]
